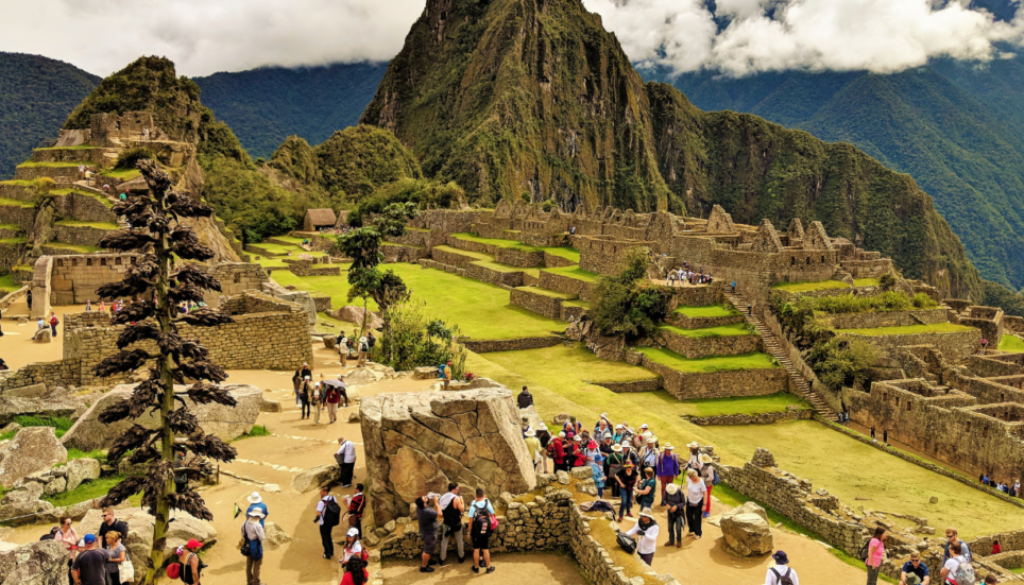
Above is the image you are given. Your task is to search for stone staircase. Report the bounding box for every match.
[724,291,839,421]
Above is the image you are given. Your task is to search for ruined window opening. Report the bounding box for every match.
[115,121,121,131]
[100,258,106,266]
[966,422,972,433]
[821,255,825,263]
[115,257,122,265]
[71,259,78,267]
[895,396,900,407]
[805,257,810,265]
[233,273,241,284]
[130,257,137,265]
[983,427,989,438]
[791,257,796,266]
[1001,393,1005,402]
[906,401,912,411]
[86,259,92,267]
[56,259,63,267]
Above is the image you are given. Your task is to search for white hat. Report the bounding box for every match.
[621,442,631,449]
[642,431,653,439]
[248,508,265,518]
[687,441,700,449]
[639,423,649,430]
[574,435,582,441]
[612,444,622,452]
[665,483,679,495]
[347,527,360,537]
[647,436,657,444]
[247,492,262,504]
[663,444,674,450]
[525,429,537,437]
[699,454,712,464]
[639,508,654,519]
[615,424,623,430]
[600,413,609,420]
[538,422,548,430]
[558,431,566,438]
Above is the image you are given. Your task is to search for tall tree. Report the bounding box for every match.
[94,160,238,585]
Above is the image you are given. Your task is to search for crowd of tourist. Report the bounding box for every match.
[664,266,715,287]
[979,474,1021,497]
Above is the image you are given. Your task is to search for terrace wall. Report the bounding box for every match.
[686,409,813,425]
[494,247,544,267]
[631,352,788,399]
[510,288,568,320]
[459,336,562,353]
[430,246,480,267]
[49,253,141,305]
[667,313,743,329]
[837,328,981,361]
[659,328,762,359]
[539,270,595,301]
[825,309,949,330]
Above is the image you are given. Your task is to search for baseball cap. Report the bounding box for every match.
[84,534,96,544]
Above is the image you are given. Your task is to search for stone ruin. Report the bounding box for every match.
[360,386,537,524]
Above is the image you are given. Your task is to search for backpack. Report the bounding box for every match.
[323,497,342,527]
[771,568,794,585]
[616,532,637,555]
[39,526,59,540]
[858,539,870,561]
[166,562,182,580]
[360,341,369,352]
[712,468,721,486]
[952,556,976,585]
[242,530,263,561]
[181,553,207,585]
[441,498,462,527]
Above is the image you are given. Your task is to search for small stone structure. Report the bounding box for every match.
[303,208,337,232]
[360,386,537,525]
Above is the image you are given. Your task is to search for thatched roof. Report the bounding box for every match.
[305,208,337,226]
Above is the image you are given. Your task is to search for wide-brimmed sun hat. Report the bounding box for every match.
[573,435,582,441]
[647,436,657,444]
[772,551,789,565]
[248,509,265,518]
[525,429,536,437]
[639,508,654,519]
[247,492,262,504]
[687,441,700,449]
[612,444,622,452]
[699,454,712,464]
[664,444,674,450]
[666,483,679,495]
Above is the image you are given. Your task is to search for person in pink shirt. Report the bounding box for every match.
[866,526,887,585]
[53,515,79,583]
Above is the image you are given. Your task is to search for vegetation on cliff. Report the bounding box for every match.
[313,125,422,203]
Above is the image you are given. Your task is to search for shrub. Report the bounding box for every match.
[590,247,671,342]
[376,300,467,375]
[114,147,157,169]
[806,337,880,390]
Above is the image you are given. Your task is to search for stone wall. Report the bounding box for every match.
[837,328,981,362]
[49,253,142,305]
[62,310,112,329]
[589,378,663,393]
[510,287,569,319]
[205,262,269,307]
[659,328,762,358]
[382,243,428,264]
[543,251,576,268]
[494,247,544,267]
[967,353,1024,378]
[460,336,563,353]
[0,359,80,395]
[538,270,595,301]
[631,352,789,399]
[667,312,742,330]
[0,204,37,232]
[685,409,813,425]
[287,259,341,277]
[51,224,113,247]
[462,263,527,288]
[825,308,949,330]
[667,282,723,308]
[29,256,52,319]
[430,246,481,267]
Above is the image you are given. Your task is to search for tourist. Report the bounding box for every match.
[636,466,658,511]
[335,436,357,488]
[612,424,627,445]
[345,483,366,537]
[467,487,495,519]
[26,288,31,310]
[338,331,349,367]
[341,527,365,564]
[311,379,323,424]
[639,437,659,474]
[119,191,127,202]
[78,164,86,180]
[766,551,799,585]
[686,442,701,470]
[98,508,128,549]
[324,379,342,424]
[625,508,659,566]
[656,444,680,506]
[246,491,268,527]
[298,376,312,420]
[600,436,614,474]
[633,424,649,450]
[0,359,7,371]
[664,483,685,547]
[607,444,625,498]
[564,416,583,438]
[622,441,639,467]
[616,461,638,521]
[667,271,676,286]
[357,334,369,367]
[177,540,204,584]
[943,528,972,563]
[336,375,350,407]
[700,454,716,518]
[49,311,59,337]
[883,429,889,446]
[54,515,78,583]
[1014,480,1021,498]
[901,551,930,585]
[292,368,304,407]
[71,534,108,585]
[103,531,127,585]
[536,422,552,473]
[684,468,707,538]
[865,526,887,585]
[85,300,92,311]
[594,415,612,443]
[416,494,441,573]
[870,426,877,442]
[570,435,585,468]
[548,432,566,472]
[470,493,495,574]
[517,386,534,408]
[367,331,376,353]
[940,542,970,585]
[242,509,265,585]
[37,316,45,330]
[173,451,188,494]
[588,455,606,498]
[521,415,532,437]
[341,557,369,585]
[316,487,340,558]
[525,429,542,474]
[731,281,737,294]
[442,360,452,389]
[439,482,466,566]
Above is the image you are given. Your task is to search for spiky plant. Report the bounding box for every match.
[94,160,238,585]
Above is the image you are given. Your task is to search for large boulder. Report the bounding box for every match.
[720,502,773,556]
[0,394,81,427]
[330,305,384,330]
[0,540,68,585]
[65,458,101,492]
[62,384,262,451]
[31,329,51,343]
[0,427,67,488]
[292,464,342,494]
[79,507,217,566]
[0,498,54,526]
[360,386,536,525]
[264,521,292,550]
[345,368,383,386]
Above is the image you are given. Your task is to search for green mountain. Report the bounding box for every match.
[193,62,387,160]
[360,0,980,298]
[0,52,99,179]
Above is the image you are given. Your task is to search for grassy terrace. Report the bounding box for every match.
[771,279,850,293]
[541,265,600,282]
[637,347,777,372]
[251,241,326,256]
[472,259,539,277]
[451,232,543,252]
[43,242,101,253]
[34,145,99,151]
[563,299,591,309]
[660,323,753,338]
[432,244,491,261]
[999,335,1024,352]
[672,303,740,318]
[99,168,141,180]
[55,220,119,229]
[679,392,811,417]
[0,223,22,231]
[852,278,881,287]
[16,161,87,168]
[0,237,28,245]
[270,235,306,244]
[0,197,35,208]
[835,323,975,336]
[49,189,115,207]
[516,286,575,299]
[543,246,581,263]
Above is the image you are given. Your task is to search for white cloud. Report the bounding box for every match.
[584,0,1024,76]
[0,0,424,76]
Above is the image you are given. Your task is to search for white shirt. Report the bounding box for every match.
[316,495,337,526]
[336,441,356,464]
[766,566,799,585]
[358,337,368,351]
[943,555,966,582]
[341,540,363,563]
[625,520,660,555]
[439,492,460,511]
[686,477,707,505]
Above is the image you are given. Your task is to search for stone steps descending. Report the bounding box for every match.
[725,291,839,421]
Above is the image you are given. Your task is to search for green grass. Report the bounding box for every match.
[472,259,531,273]
[67,449,107,462]
[0,237,28,245]
[542,246,581,263]
[432,244,492,261]
[660,323,753,338]
[42,475,131,508]
[0,273,18,294]
[51,189,115,207]
[771,280,851,292]
[679,392,811,417]
[98,168,141,180]
[55,220,120,229]
[835,323,975,336]
[16,161,86,168]
[43,242,102,253]
[0,223,23,232]
[13,416,74,438]
[1011,568,1024,575]
[541,265,601,282]
[852,278,881,287]
[0,430,16,442]
[999,335,1024,351]
[563,299,591,309]
[515,286,576,299]
[637,347,778,372]
[450,232,542,252]
[234,425,271,441]
[672,303,740,318]
[271,263,565,340]
[0,180,33,186]
[270,235,306,244]
[34,145,98,151]
[0,197,35,208]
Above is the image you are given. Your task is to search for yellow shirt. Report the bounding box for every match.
[525,437,541,460]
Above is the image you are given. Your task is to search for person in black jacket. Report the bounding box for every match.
[98,508,128,550]
[517,386,533,408]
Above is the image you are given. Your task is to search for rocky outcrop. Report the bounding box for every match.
[62,383,262,451]
[0,427,67,488]
[65,458,101,492]
[78,507,217,566]
[0,540,68,585]
[361,387,536,525]
[0,386,86,426]
[292,464,342,494]
[719,501,773,556]
[329,305,384,330]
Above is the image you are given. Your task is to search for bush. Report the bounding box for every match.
[806,337,880,390]
[348,179,464,227]
[114,147,156,169]
[375,300,467,375]
[590,247,670,342]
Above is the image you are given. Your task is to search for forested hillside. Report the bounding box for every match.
[0,52,98,179]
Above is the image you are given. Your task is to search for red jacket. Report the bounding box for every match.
[548,438,565,464]
[341,569,369,585]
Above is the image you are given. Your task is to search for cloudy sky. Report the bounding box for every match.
[1,0,1022,77]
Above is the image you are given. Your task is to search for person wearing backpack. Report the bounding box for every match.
[357,335,369,367]
[656,444,680,506]
[470,495,496,574]
[438,482,466,566]
[415,493,441,573]
[315,487,341,559]
[941,542,975,585]
[241,509,265,585]
[901,551,930,585]
[765,551,799,585]
[71,534,108,585]
[699,454,717,518]
[865,526,887,585]
[943,528,972,565]
[176,539,205,585]
[98,508,128,552]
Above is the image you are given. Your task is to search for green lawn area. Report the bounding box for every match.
[1011,568,1024,574]
[42,475,138,508]
[450,232,542,252]
[562,299,591,309]
[271,263,565,340]
[0,273,19,294]
[50,189,115,207]
[433,244,492,262]
[542,247,581,263]
[999,335,1024,352]
[0,237,28,245]
[17,161,85,168]
[0,179,32,186]
[771,279,851,293]
[516,286,576,299]
[55,220,120,229]
[679,392,811,417]
[835,323,975,336]
[852,278,880,287]
[0,197,35,208]
[269,235,305,244]
[252,255,288,269]
[660,323,752,338]
[673,303,740,318]
[637,347,778,372]
[541,265,601,282]
[99,168,141,180]
[0,223,22,231]
[34,145,98,151]
[472,259,530,274]
[44,242,102,253]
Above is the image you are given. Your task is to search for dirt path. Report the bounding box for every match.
[384,553,587,585]
[0,301,88,369]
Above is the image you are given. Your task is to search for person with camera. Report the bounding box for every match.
[625,508,659,566]
[415,493,441,573]
[439,482,466,566]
